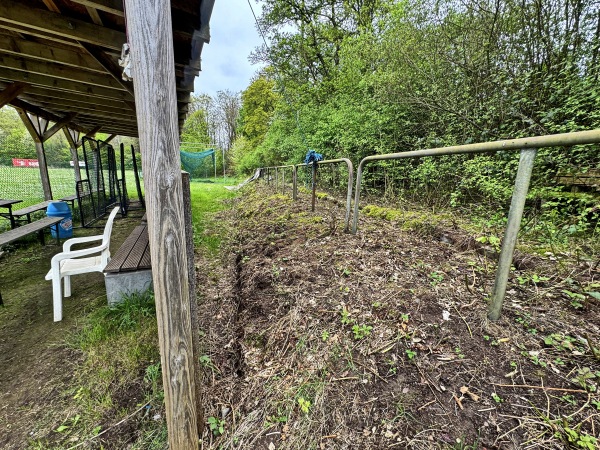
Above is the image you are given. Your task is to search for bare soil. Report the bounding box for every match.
[197,186,600,449]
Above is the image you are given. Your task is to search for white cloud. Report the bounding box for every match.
[194,0,265,97]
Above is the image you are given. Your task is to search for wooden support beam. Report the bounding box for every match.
[42,0,61,13]
[69,0,124,17]
[0,0,126,51]
[0,54,127,91]
[19,92,136,118]
[80,43,134,96]
[9,97,85,132]
[0,81,27,108]
[64,127,82,181]
[85,125,103,137]
[86,6,103,26]
[16,109,53,200]
[43,112,78,141]
[124,0,200,447]
[0,34,106,73]
[0,67,135,101]
[104,133,117,143]
[14,84,133,110]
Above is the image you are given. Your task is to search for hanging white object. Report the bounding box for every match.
[119,43,133,81]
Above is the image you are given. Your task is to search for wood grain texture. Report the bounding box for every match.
[0,0,126,51]
[182,171,204,435]
[0,81,28,108]
[124,0,199,447]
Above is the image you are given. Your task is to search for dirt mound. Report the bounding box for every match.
[197,186,600,449]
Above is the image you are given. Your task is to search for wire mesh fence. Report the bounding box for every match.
[0,134,78,206]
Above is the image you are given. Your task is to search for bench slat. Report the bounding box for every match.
[12,201,53,217]
[139,240,151,268]
[0,216,62,246]
[104,225,145,273]
[121,226,149,271]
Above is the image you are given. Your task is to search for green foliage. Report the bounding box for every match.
[238,0,599,244]
[181,109,210,144]
[207,416,225,436]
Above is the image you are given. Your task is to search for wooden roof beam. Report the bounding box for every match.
[41,0,61,14]
[9,98,86,133]
[0,34,106,73]
[0,54,126,91]
[0,81,28,108]
[11,84,133,110]
[43,112,78,141]
[86,7,103,26]
[0,0,126,51]
[81,43,135,97]
[21,95,135,119]
[69,0,124,17]
[0,67,135,101]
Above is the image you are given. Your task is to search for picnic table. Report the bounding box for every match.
[7,200,53,229]
[0,199,23,229]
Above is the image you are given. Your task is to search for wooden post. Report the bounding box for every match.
[64,127,82,182]
[124,0,199,448]
[16,109,53,200]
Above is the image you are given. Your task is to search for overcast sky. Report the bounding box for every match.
[194,0,264,98]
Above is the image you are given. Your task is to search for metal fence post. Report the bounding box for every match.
[311,163,317,212]
[293,165,298,200]
[488,149,537,321]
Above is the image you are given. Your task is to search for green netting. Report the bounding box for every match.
[180,148,215,179]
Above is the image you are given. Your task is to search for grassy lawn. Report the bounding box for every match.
[189,177,239,254]
[0,178,240,450]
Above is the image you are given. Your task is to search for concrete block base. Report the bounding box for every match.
[105,270,153,306]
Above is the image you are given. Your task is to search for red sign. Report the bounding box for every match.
[12,158,39,168]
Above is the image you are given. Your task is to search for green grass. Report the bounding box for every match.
[25,179,240,449]
[189,177,239,254]
[0,166,141,207]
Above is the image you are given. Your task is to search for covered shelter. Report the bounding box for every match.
[0,0,215,447]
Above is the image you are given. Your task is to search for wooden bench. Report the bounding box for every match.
[0,199,22,229]
[59,194,78,209]
[0,216,62,247]
[9,201,53,228]
[103,223,152,305]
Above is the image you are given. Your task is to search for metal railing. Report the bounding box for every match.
[259,158,354,231]
[351,129,600,320]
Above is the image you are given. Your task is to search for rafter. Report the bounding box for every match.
[10,98,86,133]
[0,34,106,73]
[41,0,61,14]
[69,0,124,17]
[0,67,135,101]
[86,7,103,26]
[43,112,78,141]
[81,43,134,96]
[0,0,126,51]
[0,81,28,108]
[0,54,126,91]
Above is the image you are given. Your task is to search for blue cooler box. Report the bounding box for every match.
[46,201,73,239]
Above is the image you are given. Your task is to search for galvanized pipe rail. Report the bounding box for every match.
[351,129,600,320]
[259,158,354,231]
[297,158,354,231]
[262,165,297,196]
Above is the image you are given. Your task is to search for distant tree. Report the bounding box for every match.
[181,109,211,144]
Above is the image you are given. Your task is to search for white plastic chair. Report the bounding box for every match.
[45,207,120,322]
